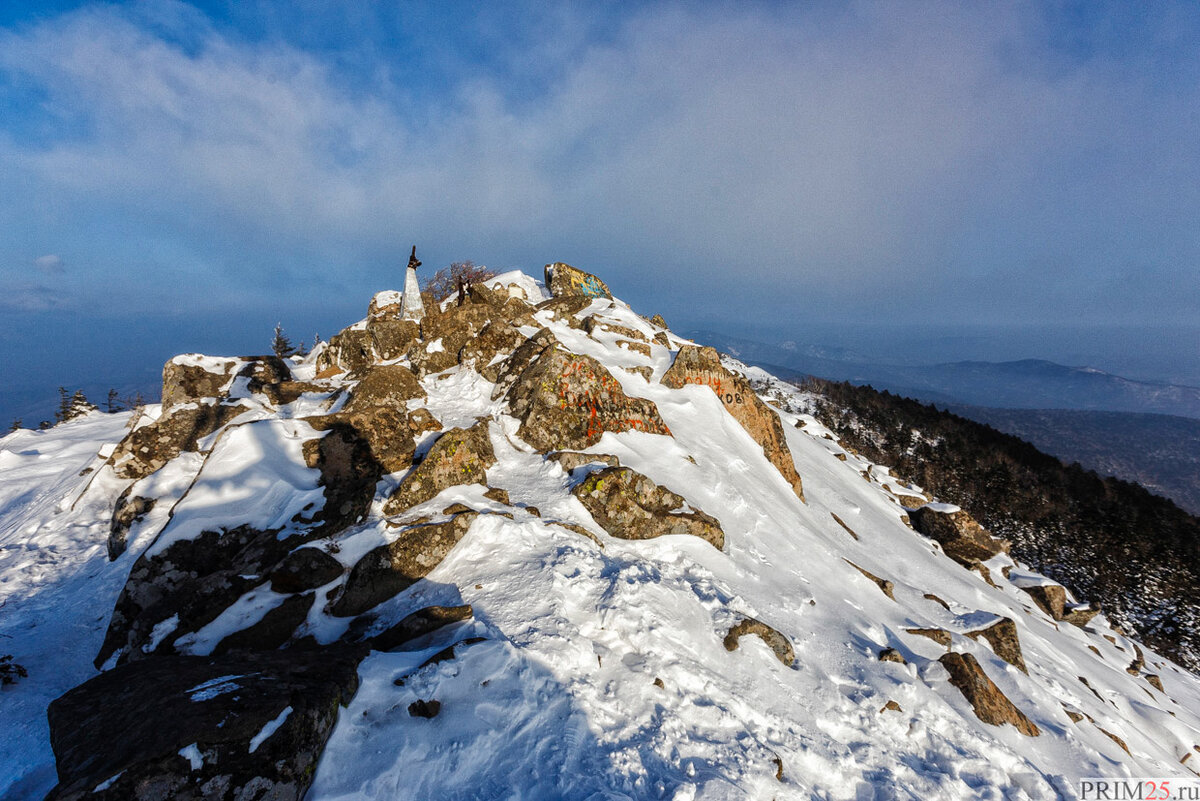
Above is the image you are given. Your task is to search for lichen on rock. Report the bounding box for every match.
[572,466,723,549]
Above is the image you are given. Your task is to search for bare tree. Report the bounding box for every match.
[422,260,498,302]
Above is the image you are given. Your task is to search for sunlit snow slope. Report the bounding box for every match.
[3,268,1199,800]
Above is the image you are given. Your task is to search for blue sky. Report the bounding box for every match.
[2,1,1199,420]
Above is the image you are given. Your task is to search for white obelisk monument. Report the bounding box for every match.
[400,245,425,322]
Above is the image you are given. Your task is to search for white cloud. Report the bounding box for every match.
[33,255,64,274]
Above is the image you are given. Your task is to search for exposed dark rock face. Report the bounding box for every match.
[330,513,479,618]
[909,505,1009,567]
[46,647,364,801]
[544,262,612,300]
[661,346,804,502]
[723,617,795,667]
[966,617,1027,673]
[939,652,1040,736]
[505,347,671,453]
[267,547,344,594]
[572,467,724,549]
[1017,583,1100,629]
[212,593,315,656]
[383,421,495,515]
[108,489,156,560]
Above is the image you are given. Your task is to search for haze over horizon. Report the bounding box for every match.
[2,1,1199,420]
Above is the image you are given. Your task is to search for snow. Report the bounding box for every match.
[372,289,403,308]
[4,273,1200,799]
[923,501,963,514]
[248,706,292,753]
[178,744,203,771]
[146,418,326,557]
[188,674,251,702]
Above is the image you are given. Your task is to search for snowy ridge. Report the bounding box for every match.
[2,270,1200,799]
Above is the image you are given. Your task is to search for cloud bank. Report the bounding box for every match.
[0,1,1198,333]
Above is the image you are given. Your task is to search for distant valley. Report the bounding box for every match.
[692,330,1200,515]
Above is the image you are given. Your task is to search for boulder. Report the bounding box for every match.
[318,328,375,374]
[459,321,527,370]
[544,262,612,300]
[367,318,420,361]
[909,504,1009,567]
[330,513,478,617]
[46,647,363,801]
[572,467,724,549]
[1019,584,1066,620]
[650,314,668,329]
[268,547,345,594]
[966,617,1027,673]
[661,346,804,502]
[161,355,240,409]
[505,347,671,452]
[938,652,1040,736]
[108,489,156,560]
[344,364,425,412]
[367,289,405,319]
[535,295,595,329]
[383,421,495,515]
[723,617,795,667]
[306,367,431,475]
[485,327,557,389]
[1061,603,1102,629]
[905,627,952,647]
[879,648,907,664]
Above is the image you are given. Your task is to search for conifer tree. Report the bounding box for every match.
[272,323,297,358]
[106,389,121,413]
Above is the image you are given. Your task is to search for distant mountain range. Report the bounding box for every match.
[689,330,1200,419]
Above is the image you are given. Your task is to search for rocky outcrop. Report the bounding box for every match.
[573,467,724,549]
[939,652,1040,736]
[661,346,804,502]
[1017,582,1100,628]
[161,355,240,409]
[368,318,420,362]
[723,617,795,667]
[331,513,478,617]
[46,647,363,801]
[505,347,671,452]
[966,617,1027,673]
[544,262,612,300]
[383,421,495,515]
[107,403,246,481]
[268,547,344,594]
[909,504,1009,567]
[318,328,375,375]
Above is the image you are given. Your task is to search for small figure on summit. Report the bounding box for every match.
[401,245,425,323]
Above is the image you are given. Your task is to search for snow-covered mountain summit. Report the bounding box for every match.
[2,263,1199,800]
